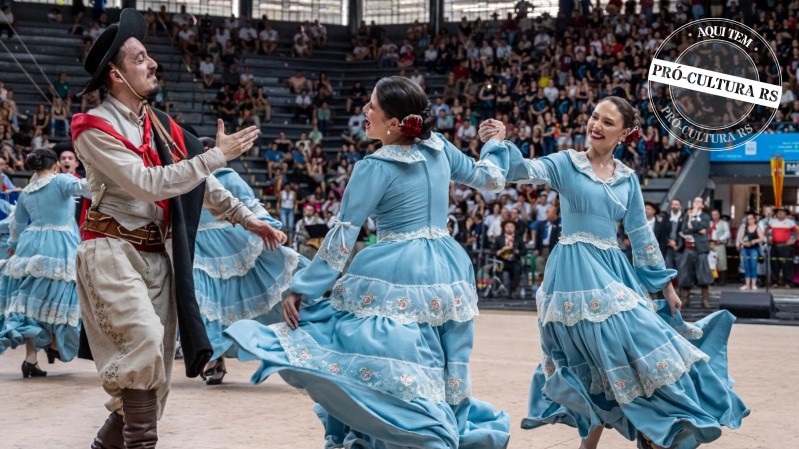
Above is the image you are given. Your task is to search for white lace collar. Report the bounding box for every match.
[567,149,634,185]
[368,133,446,164]
[23,173,56,193]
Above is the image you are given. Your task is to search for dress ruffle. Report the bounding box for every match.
[329,274,479,326]
[524,302,749,449]
[194,229,263,279]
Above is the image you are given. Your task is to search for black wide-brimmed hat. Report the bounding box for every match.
[79,8,147,96]
[644,201,661,214]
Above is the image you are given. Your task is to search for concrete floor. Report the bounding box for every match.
[0,311,795,449]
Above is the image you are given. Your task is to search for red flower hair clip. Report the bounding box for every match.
[399,114,423,138]
[624,126,640,145]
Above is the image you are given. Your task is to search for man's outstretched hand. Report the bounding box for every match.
[245,219,287,251]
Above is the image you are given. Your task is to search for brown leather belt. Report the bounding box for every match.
[82,210,170,252]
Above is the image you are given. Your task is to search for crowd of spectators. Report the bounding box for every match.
[243,0,799,297]
[4,2,799,298]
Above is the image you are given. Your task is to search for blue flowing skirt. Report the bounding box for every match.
[225,236,510,449]
[524,242,750,449]
[0,228,81,361]
[194,224,308,360]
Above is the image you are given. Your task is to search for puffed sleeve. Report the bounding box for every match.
[623,175,677,292]
[504,142,568,192]
[289,159,389,304]
[439,133,507,192]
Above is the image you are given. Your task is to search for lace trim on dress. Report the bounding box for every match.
[197,250,300,324]
[469,158,506,192]
[3,290,81,326]
[198,221,232,231]
[370,144,427,164]
[316,219,355,272]
[567,149,634,185]
[558,232,620,250]
[376,226,449,243]
[22,174,56,193]
[193,234,263,279]
[328,274,479,326]
[5,254,77,281]
[536,281,656,326]
[542,335,709,404]
[419,133,446,152]
[628,224,666,267]
[272,323,471,404]
[25,224,77,233]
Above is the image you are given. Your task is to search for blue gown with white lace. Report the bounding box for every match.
[503,147,749,449]
[0,174,90,362]
[225,133,511,449]
[0,199,15,267]
[194,168,307,360]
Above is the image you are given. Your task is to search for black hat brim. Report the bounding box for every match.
[79,9,147,97]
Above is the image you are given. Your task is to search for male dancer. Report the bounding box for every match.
[71,9,284,449]
[677,196,712,308]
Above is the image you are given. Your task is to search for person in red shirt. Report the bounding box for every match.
[768,207,799,288]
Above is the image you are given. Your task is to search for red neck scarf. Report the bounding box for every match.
[72,112,187,228]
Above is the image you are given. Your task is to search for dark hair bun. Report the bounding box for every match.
[25,148,58,172]
[375,76,436,141]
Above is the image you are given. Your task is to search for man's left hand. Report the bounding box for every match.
[245,219,287,250]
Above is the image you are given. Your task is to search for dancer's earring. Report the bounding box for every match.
[387,129,391,135]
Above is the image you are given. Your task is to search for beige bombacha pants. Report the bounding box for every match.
[76,237,177,418]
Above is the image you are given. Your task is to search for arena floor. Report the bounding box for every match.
[1,310,795,449]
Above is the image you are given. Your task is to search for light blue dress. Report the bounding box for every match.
[503,147,749,449]
[225,133,511,449]
[194,168,307,360]
[0,199,15,265]
[0,174,90,362]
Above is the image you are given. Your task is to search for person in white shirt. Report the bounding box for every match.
[293,26,312,57]
[258,25,279,55]
[542,184,557,204]
[348,106,365,132]
[410,68,426,88]
[310,19,327,48]
[456,121,477,141]
[238,20,257,52]
[240,66,255,91]
[170,5,192,41]
[294,90,313,123]
[295,205,326,259]
[709,210,731,285]
[543,79,558,103]
[198,56,216,88]
[214,25,230,47]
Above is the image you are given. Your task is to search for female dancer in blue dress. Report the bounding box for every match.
[225,76,511,448]
[194,142,307,384]
[0,148,90,377]
[480,96,749,449]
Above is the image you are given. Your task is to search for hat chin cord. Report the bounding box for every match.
[109,63,147,104]
[109,63,184,163]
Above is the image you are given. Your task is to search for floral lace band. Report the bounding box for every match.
[542,334,709,404]
[328,273,479,326]
[536,281,656,327]
[376,226,449,243]
[272,323,472,404]
[558,232,619,250]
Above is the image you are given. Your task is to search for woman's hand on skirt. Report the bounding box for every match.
[663,285,682,316]
[282,292,302,329]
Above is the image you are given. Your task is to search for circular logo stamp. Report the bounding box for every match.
[648,19,782,151]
